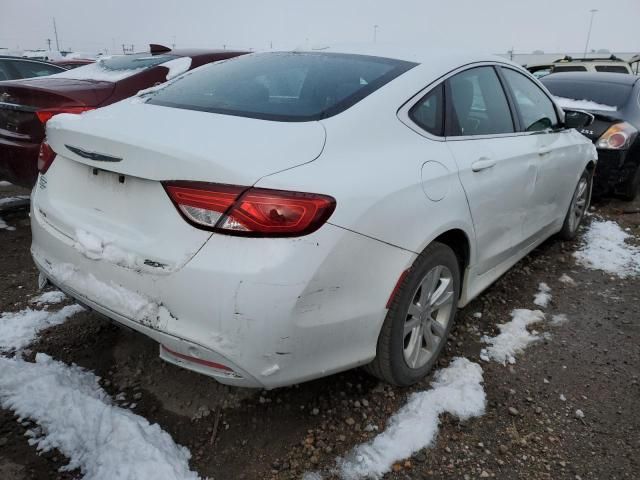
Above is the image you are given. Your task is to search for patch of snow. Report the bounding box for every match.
[49,59,145,82]
[575,409,585,419]
[49,263,172,329]
[554,96,617,112]
[337,358,485,479]
[73,229,139,269]
[0,305,84,352]
[533,282,552,308]
[574,220,640,278]
[559,273,577,286]
[161,56,192,80]
[0,181,13,187]
[473,312,483,319]
[480,309,546,365]
[0,353,199,480]
[560,394,566,401]
[550,314,569,326]
[0,216,15,231]
[31,290,67,306]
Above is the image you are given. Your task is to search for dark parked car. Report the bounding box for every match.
[0,46,247,187]
[0,56,66,81]
[542,72,640,200]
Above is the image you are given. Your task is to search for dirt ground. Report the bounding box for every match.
[0,181,639,480]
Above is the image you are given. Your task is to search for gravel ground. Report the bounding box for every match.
[0,182,638,480]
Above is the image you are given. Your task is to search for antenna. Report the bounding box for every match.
[52,17,60,51]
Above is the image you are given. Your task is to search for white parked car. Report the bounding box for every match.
[32,46,597,388]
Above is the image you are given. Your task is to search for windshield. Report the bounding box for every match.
[50,53,178,82]
[542,78,633,110]
[146,52,416,121]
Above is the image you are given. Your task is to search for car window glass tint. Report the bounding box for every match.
[0,61,14,81]
[502,68,558,131]
[552,65,587,72]
[147,52,416,122]
[594,65,629,73]
[447,66,514,136]
[409,84,444,136]
[10,60,62,78]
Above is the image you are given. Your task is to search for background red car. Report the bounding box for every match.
[0,45,247,187]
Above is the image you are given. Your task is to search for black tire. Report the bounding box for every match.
[365,242,461,386]
[618,164,640,202]
[559,168,592,241]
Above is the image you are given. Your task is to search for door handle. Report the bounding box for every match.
[471,158,496,172]
[538,147,552,156]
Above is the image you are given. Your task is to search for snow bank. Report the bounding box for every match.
[73,229,139,269]
[50,263,172,329]
[0,305,84,352]
[337,358,485,479]
[533,282,552,307]
[554,96,617,112]
[480,309,545,365]
[161,57,192,80]
[0,354,199,480]
[574,220,640,278]
[31,290,67,306]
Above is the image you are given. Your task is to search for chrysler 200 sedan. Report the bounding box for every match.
[31,46,597,388]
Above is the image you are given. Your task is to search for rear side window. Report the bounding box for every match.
[446,66,514,136]
[552,65,587,72]
[147,52,416,121]
[409,84,444,136]
[594,65,630,73]
[501,68,558,131]
[9,60,63,78]
[542,78,632,110]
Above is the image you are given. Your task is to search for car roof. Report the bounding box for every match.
[542,71,640,86]
[295,43,511,67]
[0,55,59,64]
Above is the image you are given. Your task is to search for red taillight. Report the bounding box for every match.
[36,106,94,125]
[37,142,56,174]
[163,181,336,237]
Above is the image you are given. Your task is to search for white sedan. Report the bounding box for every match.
[32,46,597,388]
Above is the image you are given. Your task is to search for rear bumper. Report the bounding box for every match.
[0,137,39,188]
[31,200,415,388]
[593,149,636,195]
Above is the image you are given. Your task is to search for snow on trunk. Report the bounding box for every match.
[0,353,199,480]
[336,358,485,479]
[480,309,545,365]
[0,305,84,352]
[574,220,640,278]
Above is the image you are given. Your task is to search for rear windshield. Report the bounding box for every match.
[51,53,178,82]
[147,52,416,121]
[542,78,633,110]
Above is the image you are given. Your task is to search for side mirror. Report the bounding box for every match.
[563,109,595,129]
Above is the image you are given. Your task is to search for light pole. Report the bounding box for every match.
[583,9,598,58]
[373,25,379,43]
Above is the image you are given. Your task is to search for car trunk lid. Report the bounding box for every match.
[0,78,115,143]
[35,100,326,271]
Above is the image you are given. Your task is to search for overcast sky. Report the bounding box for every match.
[2,0,639,55]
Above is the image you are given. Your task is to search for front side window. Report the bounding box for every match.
[409,84,444,136]
[501,68,558,131]
[147,52,416,121]
[446,66,514,136]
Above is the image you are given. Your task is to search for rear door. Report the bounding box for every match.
[498,66,582,238]
[445,65,535,275]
